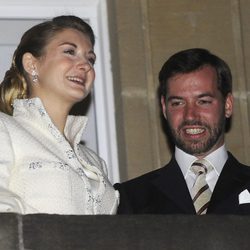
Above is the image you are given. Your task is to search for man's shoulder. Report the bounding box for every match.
[114,158,178,213]
[125,167,164,184]
[114,158,176,190]
[227,152,250,167]
[227,151,250,174]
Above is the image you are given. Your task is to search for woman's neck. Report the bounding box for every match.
[42,100,72,135]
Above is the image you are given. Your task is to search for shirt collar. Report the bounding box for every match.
[175,145,228,178]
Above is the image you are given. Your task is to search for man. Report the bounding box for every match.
[115,48,250,215]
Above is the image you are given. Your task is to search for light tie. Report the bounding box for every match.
[191,159,212,215]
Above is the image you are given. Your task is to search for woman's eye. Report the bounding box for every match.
[64,49,75,55]
[88,58,96,67]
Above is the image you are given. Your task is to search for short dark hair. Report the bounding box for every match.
[158,48,232,99]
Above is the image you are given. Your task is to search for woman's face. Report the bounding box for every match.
[30,28,96,107]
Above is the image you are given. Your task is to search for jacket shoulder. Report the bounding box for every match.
[0,112,14,130]
[115,158,176,190]
[227,151,250,172]
[114,163,174,214]
[114,162,170,202]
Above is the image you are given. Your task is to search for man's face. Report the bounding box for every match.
[161,66,233,158]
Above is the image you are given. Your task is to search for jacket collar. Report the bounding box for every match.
[151,157,196,214]
[208,152,250,212]
[13,98,88,146]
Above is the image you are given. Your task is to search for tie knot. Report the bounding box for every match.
[191,159,212,175]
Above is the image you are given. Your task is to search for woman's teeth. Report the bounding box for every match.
[67,76,84,84]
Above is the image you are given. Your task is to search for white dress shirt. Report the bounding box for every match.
[175,145,228,194]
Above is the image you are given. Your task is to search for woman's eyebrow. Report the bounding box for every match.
[59,42,96,56]
[59,42,77,47]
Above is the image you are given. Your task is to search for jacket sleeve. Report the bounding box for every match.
[0,117,26,213]
[113,183,134,214]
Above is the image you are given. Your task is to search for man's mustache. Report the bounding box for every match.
[178,120,209,129]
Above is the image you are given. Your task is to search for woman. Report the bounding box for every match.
[0,15,119,214]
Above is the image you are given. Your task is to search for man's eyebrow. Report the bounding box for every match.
[167,96,183,102]
[198,93,215,98]
[166,93,215,102]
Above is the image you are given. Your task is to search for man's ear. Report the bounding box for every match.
[161,95,167,119]
[225,93,234,118]
[22,52,37,74]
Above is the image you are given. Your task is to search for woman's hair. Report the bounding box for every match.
[0,15,95,115]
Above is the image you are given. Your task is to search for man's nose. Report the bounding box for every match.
[184,103,198,120]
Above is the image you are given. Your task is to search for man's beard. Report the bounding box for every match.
[168,118,225,156]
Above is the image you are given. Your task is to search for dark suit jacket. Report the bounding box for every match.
[114,152,250,214]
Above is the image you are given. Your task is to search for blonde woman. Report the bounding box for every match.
[0,15,119,214]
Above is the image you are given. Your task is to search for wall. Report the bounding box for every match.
[2,213,250,250]
[108,0,250,181]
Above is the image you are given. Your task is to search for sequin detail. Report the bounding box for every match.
[66,149,76,159]
[29,161,70,171]
[29,162,42,170]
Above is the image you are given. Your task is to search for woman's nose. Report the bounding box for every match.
[77,57,93,72]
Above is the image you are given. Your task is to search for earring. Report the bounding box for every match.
[31,69,38,83]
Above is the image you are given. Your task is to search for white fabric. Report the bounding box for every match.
[175,145,228,193]
[239,189,250,204]
[0,98,119,215]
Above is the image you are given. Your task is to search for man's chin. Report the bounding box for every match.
[178,142,210,156]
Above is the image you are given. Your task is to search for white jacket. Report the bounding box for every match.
[0,98,119,214]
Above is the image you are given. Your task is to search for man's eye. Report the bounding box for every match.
[198,99,212,105]
[170,100,184,107]
[172,102,180,106]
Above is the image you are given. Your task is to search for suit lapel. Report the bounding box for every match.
[208,153,250,212]
[151,158,196,214]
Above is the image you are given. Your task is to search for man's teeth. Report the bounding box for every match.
[67,76,83,84]
[185,128,204,135]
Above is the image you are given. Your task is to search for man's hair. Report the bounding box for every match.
[158,48,232,99]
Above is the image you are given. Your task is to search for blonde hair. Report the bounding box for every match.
[0,15,95,115]
[0,56,28,115]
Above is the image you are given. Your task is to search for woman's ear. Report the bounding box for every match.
[22,52,37,75]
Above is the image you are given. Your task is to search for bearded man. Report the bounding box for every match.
[115,48,250,215]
